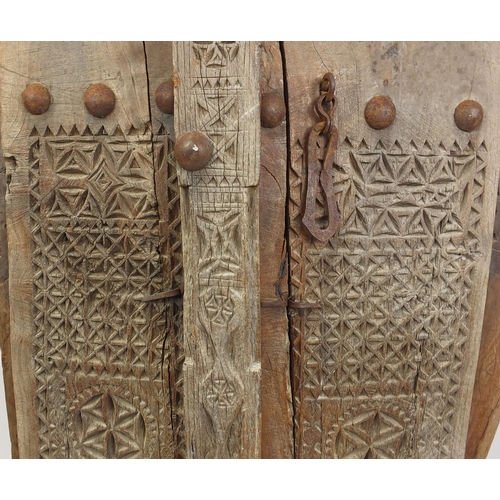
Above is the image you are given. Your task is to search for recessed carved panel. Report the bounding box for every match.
[70,384,157,459]
[28,129,180,458]
[290,137,488,458]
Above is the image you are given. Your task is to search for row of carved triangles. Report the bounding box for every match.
[340,137,487,155]
[38,218,159,231]
[193,175,241,188]
[30,123,169,138]
[191,77,242,90]
[339,207,464,238]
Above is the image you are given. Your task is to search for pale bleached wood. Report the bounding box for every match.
[173,41,261,458]
[1,42,176,458]
[285,42,500,458]
[0,140,19,458]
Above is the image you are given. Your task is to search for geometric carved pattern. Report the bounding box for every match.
[174,41,260,457]
[289,136,487,458]
[70,385,158,459]
[29,129,180,458]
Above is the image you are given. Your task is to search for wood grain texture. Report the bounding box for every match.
[0,42,176,458]
[0,138,19,458]
[259,42,294,458]
[466,176,500,458]
[284,42,500,458]
[144,41,186,458]
[174,41,261,458]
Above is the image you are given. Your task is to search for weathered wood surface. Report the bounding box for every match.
[0,42,177,458]
[0,138,19,458]
[3,40,500,460]
[259,41,294,458]
[466,176,500,458]
[144,41,185,458]
[174,41,261,458]
[284,41,500,458]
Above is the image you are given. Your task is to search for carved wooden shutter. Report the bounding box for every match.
[2,41,500,459]
[0,42,184,458]
[284,42,500,458]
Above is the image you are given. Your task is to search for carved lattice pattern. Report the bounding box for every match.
[289,137,487,458]
[29,128,181,458]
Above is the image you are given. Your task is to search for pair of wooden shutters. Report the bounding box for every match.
[1,42,499,458]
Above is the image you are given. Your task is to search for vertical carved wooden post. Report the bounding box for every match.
[173,42,261,458]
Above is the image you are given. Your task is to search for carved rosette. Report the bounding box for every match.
[69,384,158,459]
[174,41,261,458]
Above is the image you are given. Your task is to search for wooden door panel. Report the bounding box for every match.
[284,42,500,458]
[2,41,500,459]
[0,42,179,458]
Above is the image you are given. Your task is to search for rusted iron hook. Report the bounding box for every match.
[302,72,341,243]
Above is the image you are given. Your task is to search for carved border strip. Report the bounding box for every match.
[174,41,261,458]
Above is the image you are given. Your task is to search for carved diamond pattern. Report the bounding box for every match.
[70,385,160,459]
[336,407,406,459]
[290,138,488,458]
[76,392,145,458]
[43,138,157,221]
[29,133,179,458]
[33,224,165,378]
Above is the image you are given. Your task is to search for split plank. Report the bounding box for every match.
[144,41,186,458]
[0,137,18,458]
[284,41,500,458]
[0,42,176,458]
[259,41,294,458]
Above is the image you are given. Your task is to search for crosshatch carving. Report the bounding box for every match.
[290,136,488,458]
[28,127,181,458]
[3,41,500,460]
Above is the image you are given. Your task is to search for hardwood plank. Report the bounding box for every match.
[0,42,175,458]
[174,41,261,458]
[144,41,186,458]
[0,139,19,458]
[259,41,294,458]
[284,42,500,458]
[466,177,500,458]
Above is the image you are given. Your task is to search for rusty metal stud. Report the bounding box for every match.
[155,80,174,114]
[174,131,213,172]
[84,83,115,118]
[261,91,286,128]
[23,83,51,115]
[454,100,483,132]
[364,95,396,130]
